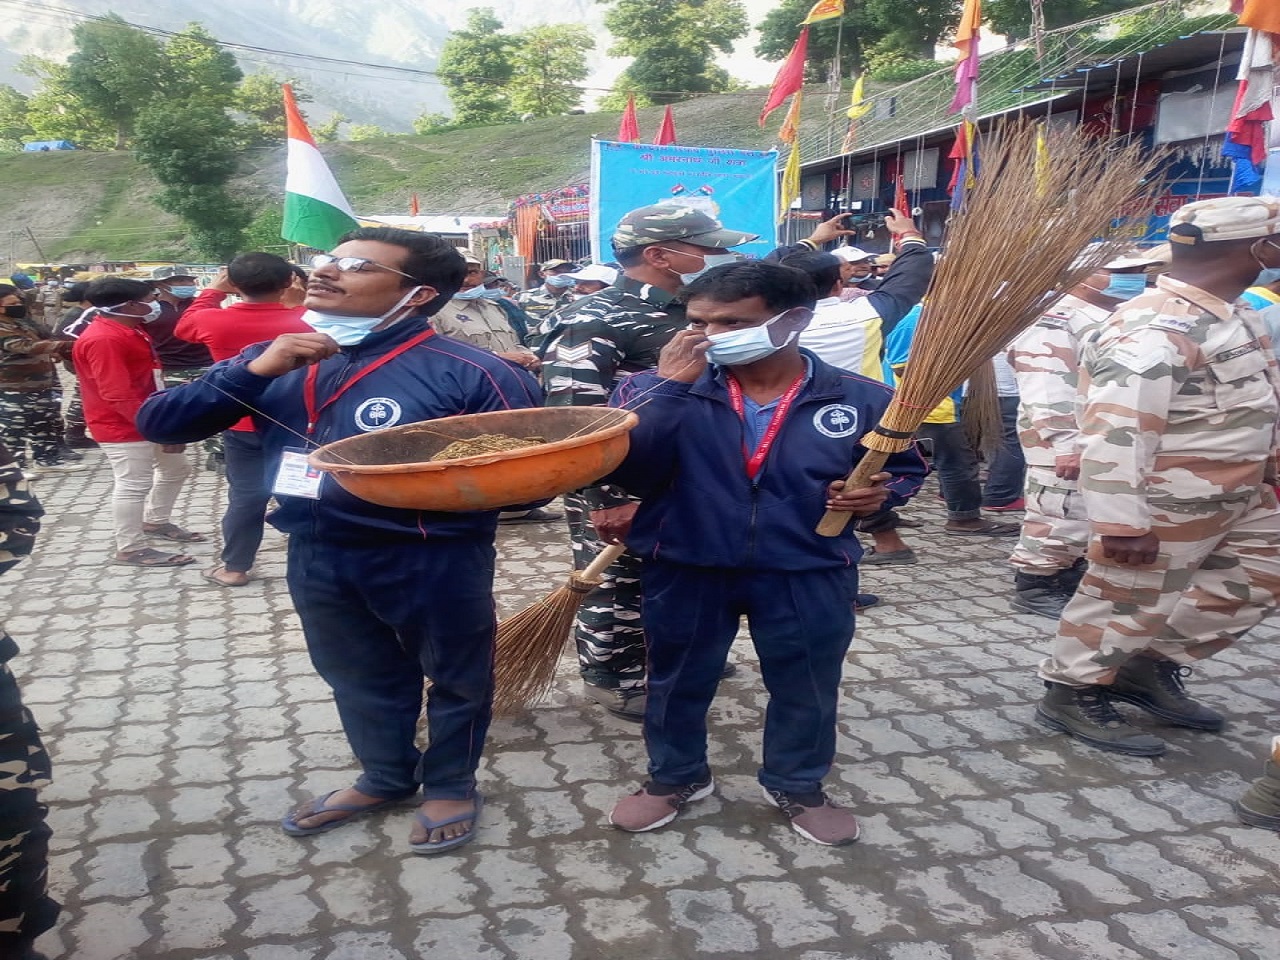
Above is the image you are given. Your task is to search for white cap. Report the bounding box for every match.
[832,246,875,263]
[1103,249,1168,270]
[567,264,618,285]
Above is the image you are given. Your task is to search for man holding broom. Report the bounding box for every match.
[597,261,927,845]
[1036,196,1280,756]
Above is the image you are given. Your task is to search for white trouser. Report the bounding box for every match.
[100,441,192,553]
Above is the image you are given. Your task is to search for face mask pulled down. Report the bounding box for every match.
[101,301,163,323]
[704,312,797,367]
[303,286,422,347]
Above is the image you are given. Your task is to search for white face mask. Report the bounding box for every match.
[303,286,423,347]
[103,301,163,323]
[704,311,798,367]
[658,248,739,285]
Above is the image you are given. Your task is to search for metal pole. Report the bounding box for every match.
[24,227,49,264]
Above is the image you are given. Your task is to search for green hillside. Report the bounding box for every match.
[2,93,804,264]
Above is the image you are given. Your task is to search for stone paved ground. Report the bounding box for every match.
[6,451,1280,960]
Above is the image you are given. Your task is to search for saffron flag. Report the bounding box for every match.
[894,174,908,217]
[655,105,677,145]
[779,143,802,223]
[846,74,870,121]
[802,0,844,24]
[618,95,641,143]
[1237,0,1280,34]
[779,89,803,145]
[948,121,978,210]
[1224,29,1275,191]
[760,26,810,126]
[949,0,982,115]
[1034,125,1050,196]
[282,84,359,251]
[409,193,420,217]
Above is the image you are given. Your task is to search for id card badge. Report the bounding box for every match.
[272,447,325,500]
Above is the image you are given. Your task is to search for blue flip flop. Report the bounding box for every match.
[409,793,484,855]
[281,790,409,837]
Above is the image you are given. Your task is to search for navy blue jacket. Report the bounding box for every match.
[137,317,543,546]
[605,351,927,571]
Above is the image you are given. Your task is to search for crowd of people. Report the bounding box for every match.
[3,194,1280,956]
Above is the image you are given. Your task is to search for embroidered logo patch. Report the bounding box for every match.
[354,397,403,432]
[813,403,860,438]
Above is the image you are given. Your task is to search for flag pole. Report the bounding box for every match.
[828,17,844,155]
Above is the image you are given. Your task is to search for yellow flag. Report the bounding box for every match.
[846,74,870,121]
[802,0,845,24]
[779,142,802,223]
[779,90,803,145]
[1034,124,1050,196]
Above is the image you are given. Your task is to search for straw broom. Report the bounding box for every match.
[492,542,627,715]
[816,118,1163,537]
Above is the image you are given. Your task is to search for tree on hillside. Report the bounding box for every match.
[162,23,242,106]
[0,86,34,150]
[235,73,312,144]
[18,57,117,149]
[756,0,959,80]
[438,9,518,125]
[601,0,748,104]
[509,24,593,117]
[985,0,1144,39]
[65,13,170,148]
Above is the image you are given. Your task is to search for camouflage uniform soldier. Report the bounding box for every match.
[539,205,757,720]
[517,259,578,334]
[0,440,59,959]
[0,285,83,476]
[1037,196,1280,756]
[1007,249,1167,618]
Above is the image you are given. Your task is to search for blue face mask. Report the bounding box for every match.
[1100,273,1148,299]
[704,312,798,367]
[167,285,197,299]
[302,286,422,346]
[545,274,577,289]
[453,286,506,301]
[1255,268,1280,286]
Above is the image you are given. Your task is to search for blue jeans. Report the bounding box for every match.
[286,536,497,800]
[220,429,270,572]
[916,420,982,521]
[982,395,1027,508]
[639,560,857,795]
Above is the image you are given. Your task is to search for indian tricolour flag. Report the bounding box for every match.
[282,84,358,250]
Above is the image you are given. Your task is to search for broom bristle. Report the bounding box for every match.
[880,118,1162,439]
[491,578,597,715]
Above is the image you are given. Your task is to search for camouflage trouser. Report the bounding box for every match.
[64,381,84,432]
[1039,486,1280,686]
[564,491,646,692]
[1009,467,1090,575]
[0,389,64,467]
[0,635,58,950]
[163,369,222,470]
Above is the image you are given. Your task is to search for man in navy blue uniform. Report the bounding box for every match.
[137,228,542,855]
[596,262,926,846]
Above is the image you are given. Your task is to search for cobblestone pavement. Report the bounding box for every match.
[6,450,1280,960]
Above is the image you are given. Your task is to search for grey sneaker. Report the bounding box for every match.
[582,682,646,722]
[761,786,860,845]
[861,547,917,566]
[1108,656,1225,731]
[610,778,714,832]
[1035,681,1166,756]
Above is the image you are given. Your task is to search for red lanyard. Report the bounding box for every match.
[303,329,434,434]
[725,372,806,479]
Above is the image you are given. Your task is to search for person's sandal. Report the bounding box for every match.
[203,565,250,587]
[114,548,195,567]
[409,794,484,855]
[143,522,207,542]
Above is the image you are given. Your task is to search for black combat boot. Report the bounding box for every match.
[1108,655,1225,731]
[1011,569,1075,619]
[1035,681,1166,756]
[1058,556,1087,592]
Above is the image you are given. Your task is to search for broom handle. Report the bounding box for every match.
[581,542,629,583]
[815,450,892,538]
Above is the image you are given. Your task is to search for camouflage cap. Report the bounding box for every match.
[612,204,759,251]
[1168,195,1280,244]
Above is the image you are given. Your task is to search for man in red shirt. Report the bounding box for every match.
[75,278,202,567]
[176,253,312,585]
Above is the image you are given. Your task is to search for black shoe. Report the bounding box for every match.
[1035,681,1166,755]
[55,444,84,461]
[499,507,564,524]
[1011,571,1075,619]
[1108,656,1225,731]
[1059,556,1087,592]
[64,429,98,449]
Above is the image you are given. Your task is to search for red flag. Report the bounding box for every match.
[409,193,420,217]
[618,95,640,143]
[760,26,810,127]
[654,106,676,145]
[894,175,908,217]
